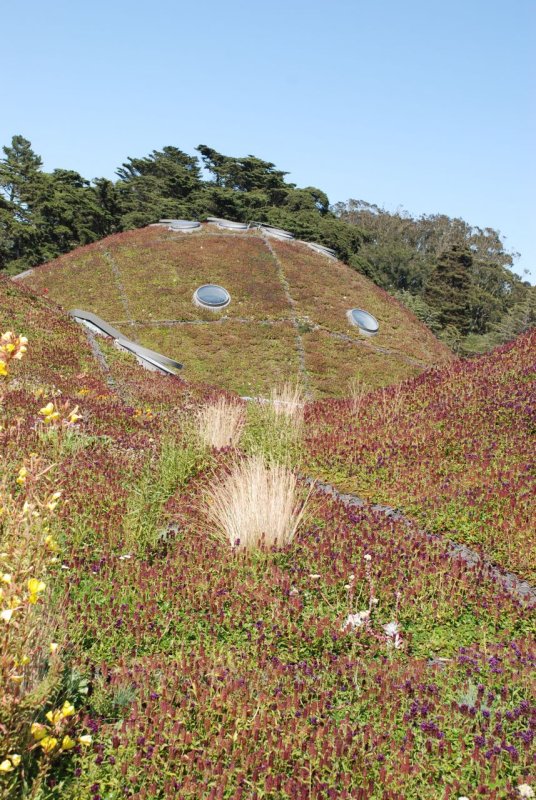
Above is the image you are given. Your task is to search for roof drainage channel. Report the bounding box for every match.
[302,241,337,259]
[69,309,182,374]
[115,339,182,374]
[306,477,536,607]
[258,225,295,240]
[70,309,126,340]
[11,268,35,281]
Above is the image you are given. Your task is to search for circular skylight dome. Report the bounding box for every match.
[347,308,380,335]
[194,284,231,310]
[167,219,201,231]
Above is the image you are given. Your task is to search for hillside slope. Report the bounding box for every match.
[305,329,536,581]
[1,278,534,799]
[19,224,452,397]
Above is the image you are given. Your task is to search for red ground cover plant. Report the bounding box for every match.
[0,278,534,799]
[305,328,536,581]
[20,225,451,398]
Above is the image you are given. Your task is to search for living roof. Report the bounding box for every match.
[1,277,534,799]
[20,224,452,397]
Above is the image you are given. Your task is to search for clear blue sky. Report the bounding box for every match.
[2,0,535,281]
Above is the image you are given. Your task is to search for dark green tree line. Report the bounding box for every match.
[0,135,532,352]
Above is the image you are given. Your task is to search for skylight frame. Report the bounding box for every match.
[347,308,380,335]
[193,283,231,311]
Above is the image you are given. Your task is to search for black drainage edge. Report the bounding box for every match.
[303,476,536,607]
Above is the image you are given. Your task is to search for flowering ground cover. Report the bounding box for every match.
[301,329,422,394]
[20,225,451,397]
[126,320,299,397]
[269,239,452,366]
[0,278,534,799]
[304,329,536,582]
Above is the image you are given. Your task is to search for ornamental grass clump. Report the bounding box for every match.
[195,396,245,450]
[269,381,305,428]
[348,374,366,418]
[204,455,310,550]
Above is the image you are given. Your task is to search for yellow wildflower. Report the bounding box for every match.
[1,573,11,584]
[9,754,21,767]
[78,734,92,746]
[39,736,58,754]
[16,467,27,485]
[31,723,47,741]
[45,535,60,553]
[46,709,62,725]
[50,642,59,654]
[0,759,14,773]
[10,674,23,684]
[28,578,46,604]
[39,402,60,423]
[60,701,75,719]
[60,736,76,751]
[0,362,8,378]
[67,406,80,424]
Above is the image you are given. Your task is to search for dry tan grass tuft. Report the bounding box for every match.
[348,375,367,417]
[204,455,310,550]
[269,381,305,428]
[196,396,246,450]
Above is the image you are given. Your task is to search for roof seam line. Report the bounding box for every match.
[261,233,312,397]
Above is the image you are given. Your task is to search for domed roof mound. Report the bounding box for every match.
[20,224,452,397]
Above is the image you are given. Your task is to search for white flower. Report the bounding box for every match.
[289,587,299,596]
[342,610,370,631]
[383,621,399,637]
[309,573,321,580]
[383,621,404,649]
[364,554,372,562]
[458,796,470,800]
[1,608,13,623]
[518,786,535,799]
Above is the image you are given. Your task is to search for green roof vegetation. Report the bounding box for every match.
[21,225,452,397]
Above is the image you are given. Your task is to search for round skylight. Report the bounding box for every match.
[166,219,201,231]
[209,218,249,230]
[347,308,380,335]
[194,284,231,310]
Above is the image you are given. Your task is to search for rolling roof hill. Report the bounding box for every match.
[19,224,452,397]
[1,272,534,800]
[304,328,536,582]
